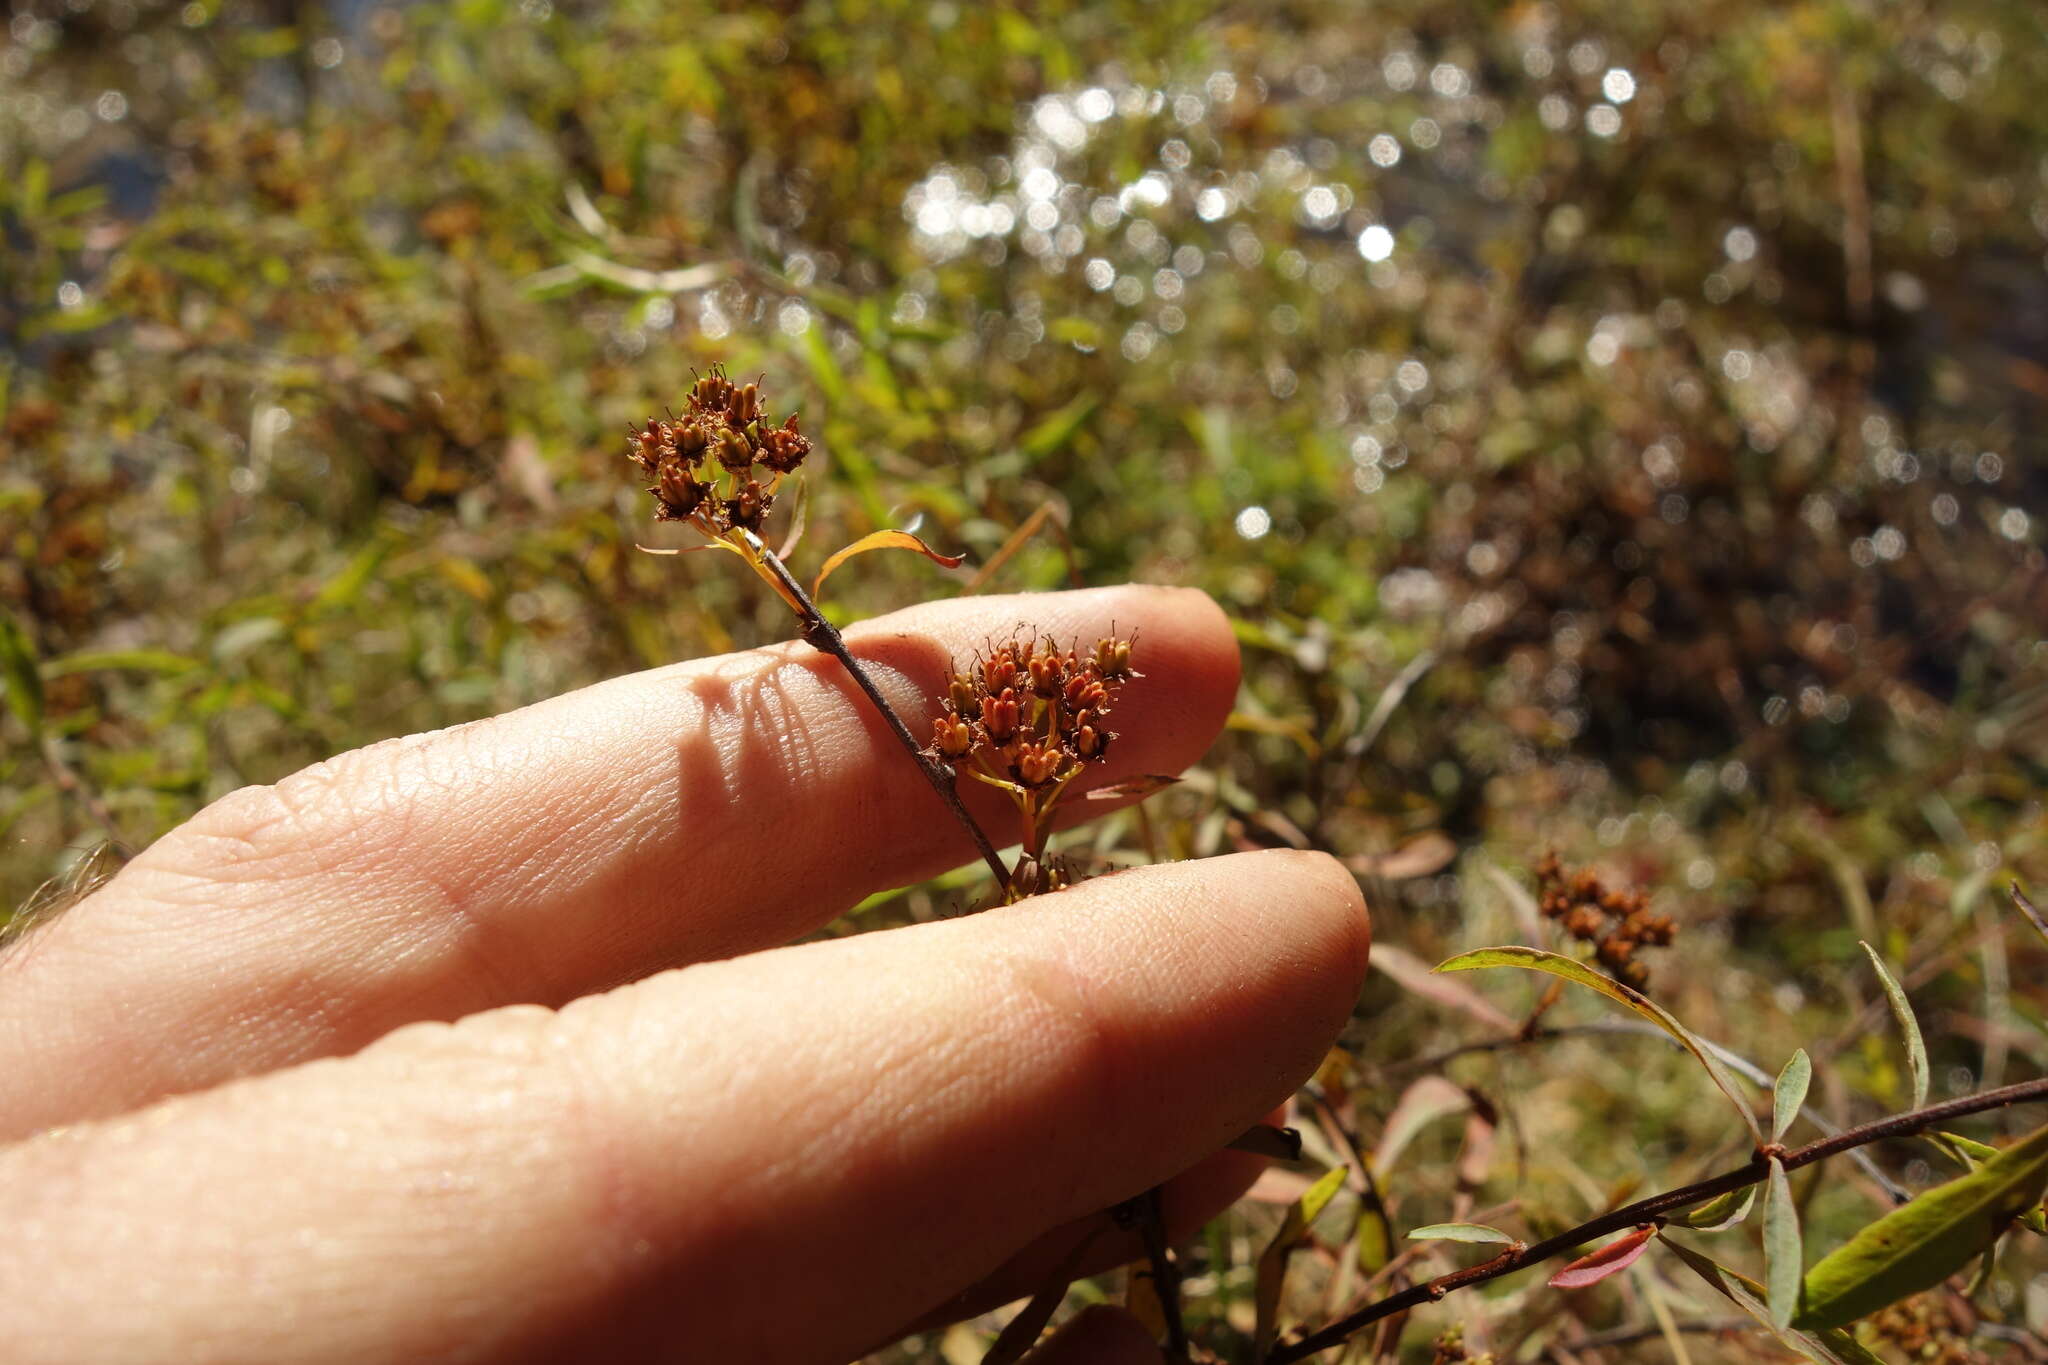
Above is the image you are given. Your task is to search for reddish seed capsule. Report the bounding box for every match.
[1092,636,1133,680]
[1064,673,1108,712]
[727,479,770,530]
[980,687,1021,743]
[1014,741,1062,787]
[715,427,753,474]
[1028,649,1064,698]
[948,671,978,713]
[983,650,1019,694]
[655,462,708,519]
[932,712,974,758]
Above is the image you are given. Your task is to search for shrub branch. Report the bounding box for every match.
[1269,1077,2048,1363]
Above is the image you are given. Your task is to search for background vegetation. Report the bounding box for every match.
[3,0,2045,1358]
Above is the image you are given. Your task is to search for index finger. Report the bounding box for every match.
[0,585,1238,1139]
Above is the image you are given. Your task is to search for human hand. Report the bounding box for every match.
[0,585,1370,1364]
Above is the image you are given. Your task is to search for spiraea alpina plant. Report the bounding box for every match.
[928,632,1154,901]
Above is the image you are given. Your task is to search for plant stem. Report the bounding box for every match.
[741,532,1010,890]
[1268,1077,2048,1363]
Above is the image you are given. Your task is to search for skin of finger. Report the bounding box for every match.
[897,1116,1282,1338]
[1022,1307,1165,1365]
[0,584,1237,1142]
[0,851,1367,1365]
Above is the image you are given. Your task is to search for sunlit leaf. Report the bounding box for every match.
[1859,942,1928,1111]
[1253,1165,1348,1357]
[1661,1235,1886,1364]
[1932,1131,2048,1234]
[1668,1186,1758,1231]
[1775,1049,1812,1143]
[1795,1121,2048,1330]
[1549,1225,1654,1289]
[1408,1222,1516,1246]
[1765,1158,1803,1330]
[1355,1205,1394,1275]
[810,529,965,601]
[1371,944,1518,1033]
[1435,946,1760,1141]
[1018,392,1098,461]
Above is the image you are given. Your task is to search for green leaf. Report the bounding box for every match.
[1017,392,1098,461]
[1668,1185,1758,1231]
[1795,1121,2048,1330]
[1859,941,1929,1110]
[1406,1222,1516,1245]
[1660,1236,1886,1365]
[0,612,45,739]
[1435,946,1760,1141]
[1765,1158,1803,1330]
[1254,1165,1348,1357]
[1928,1133,2048,1234]
[42,649,203,679]
[1775,1049,1813,1143]
[1355,1205,1393,1274]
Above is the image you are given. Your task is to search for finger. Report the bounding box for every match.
[0,852,1368,1365]
[1023,1307,1164,1365]
[0,584,1237,1139]
[901,1116,1282,1337]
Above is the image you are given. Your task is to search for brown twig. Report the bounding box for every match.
[1268,1077,2048,1363]
[743,532,1010,890]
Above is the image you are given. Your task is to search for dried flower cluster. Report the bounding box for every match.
[1867,1294,1985,1365]
[929,632,1137,895]
[1535,852,1676,988]
[626,367,811,535]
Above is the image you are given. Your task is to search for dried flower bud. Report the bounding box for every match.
[1091,636,1134,680]
[1063,672,1108,713]
[947,671,978,713]
[1014,741,1063,787]
[980,687,1021,744]
[727,479,771,531]
[983,649,1020,694]
[715,426,753,474]
[756,422,811,475]
[654,461,708,520]
[1074,717,1112,760]
[1028,648,1065,698]
[691,371,734,414]
[673,420,710,458]
[932,711,974,758]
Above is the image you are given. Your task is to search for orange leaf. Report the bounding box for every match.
[1549,1225,1656,1290]
[810,530,965,600]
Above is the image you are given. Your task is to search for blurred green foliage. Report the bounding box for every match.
[3,0,2047,1356]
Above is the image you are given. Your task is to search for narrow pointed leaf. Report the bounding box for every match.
[1765,1158,1803,1330]
[1355,1205,1394,1274]
[1660,1236,1886,1365]
[1794,1121,2048,1330]
[774,474,809,560]
[1083,774,1179,802]
[1775,1050,1813,1143]
[810,529,965,600]
[1253,1165,1348,1356]
[1669,1185,1758,1231]
[1860,942,1928,1110]
[1407,1222,1516,1246]
[1435,946,1761,1141]
[1549,1224,1655,1289]
[1933,1132,2048,1234]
